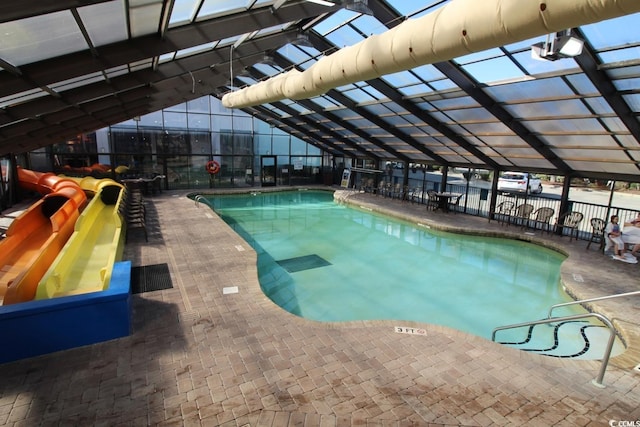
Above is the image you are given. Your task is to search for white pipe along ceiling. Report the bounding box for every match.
[222,0,640,109]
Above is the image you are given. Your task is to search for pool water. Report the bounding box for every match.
[202,190,623,358]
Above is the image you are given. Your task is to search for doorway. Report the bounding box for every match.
[261,155,276,187]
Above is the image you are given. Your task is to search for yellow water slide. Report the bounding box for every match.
[35,177,126,300]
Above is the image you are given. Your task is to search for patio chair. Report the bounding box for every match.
[448,194,464,214]
[390,183,404,200]
[488,200,515,225]
[360,178,374,193]
[426,190,439,211]
[508,203,534,227]
[555,211,584,241]
[527,207,555,234]
[376,182,390,197]
[407,187,423,204]
[586,218,606,252]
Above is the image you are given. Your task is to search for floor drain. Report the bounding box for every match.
[179,311,201,323]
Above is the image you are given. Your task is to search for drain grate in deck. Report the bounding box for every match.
[276,254,331,273]
[131,263,173,294]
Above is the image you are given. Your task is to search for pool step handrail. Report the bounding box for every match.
[491,312,616,388]
[194,195,212,208]
[547,290,640,319]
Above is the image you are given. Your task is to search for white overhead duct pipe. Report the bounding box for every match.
[222,0,640,108]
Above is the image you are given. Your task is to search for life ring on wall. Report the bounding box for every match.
[205,160,220,175]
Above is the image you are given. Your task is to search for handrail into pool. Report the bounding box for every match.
[547,290,640,319]
[492,312,616,388]
[194,195,211,208]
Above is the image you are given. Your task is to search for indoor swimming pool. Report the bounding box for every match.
[199,190,623,359]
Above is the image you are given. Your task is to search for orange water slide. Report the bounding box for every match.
[0,168,87,305]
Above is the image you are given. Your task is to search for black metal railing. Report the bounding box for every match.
[352,170,639,244]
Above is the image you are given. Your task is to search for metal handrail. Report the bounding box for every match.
[492,312,616,387]
[548,290,640,318]
[194,195,212,208]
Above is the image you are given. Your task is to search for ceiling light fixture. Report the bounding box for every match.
[342,0,373,16]
[531,30,584,61]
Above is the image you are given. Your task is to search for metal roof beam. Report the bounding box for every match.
[434,61,572,173]
[573,27,640,145]
[365,78,501,169]
[240,68,379,159]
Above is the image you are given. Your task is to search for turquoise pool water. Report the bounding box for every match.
[201,190,622,358]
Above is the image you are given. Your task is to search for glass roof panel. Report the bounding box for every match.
[564,161,639,175]
[430,97,479,110]
[461,56,527,84]
[129,2,164,37]
[598,47,640,64]
[342,86,384,103]
[0,11,86,67]
[398,84,431,97]
[78,1,127,47]
[381,70,421,87]
[606,65,640,80]
[406,0,452,18]
[350,14,388,36]
[0,88,47,109]
[198,0,244,20]
[565,73,598,94]
[511,50,580,75]
[486,77,576,102]
[308,96,341,109]
[503,99,592,118]
[175,42,216,59]
[324,24,365,47]
[455,48,503,65]
[277,44,319,64]
[444,108,496,122]
[169,0,200,26]
[612,78,640,91]
[312,9,356,36]
[462,122,513,135]
[411,64,446,81]
[524,118,607,134]
[601,117,631,133]
[581,13,640,49]
[49,72,105,93]
[130,59,153,72]
[622,94,640,112]
[584,97,615,115]
[429,79,457,91]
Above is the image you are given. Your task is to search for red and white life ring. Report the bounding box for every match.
[205,160,220,174]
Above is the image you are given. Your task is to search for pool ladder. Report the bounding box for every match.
[492,290,640,388]
[194,195,212,208]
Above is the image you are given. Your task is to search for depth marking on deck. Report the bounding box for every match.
[235,245,245,252]
[223,286,239,295]
[572,273,584,282]
[205,213,213,218]
[417,223,430,229]
[395,326,427,336]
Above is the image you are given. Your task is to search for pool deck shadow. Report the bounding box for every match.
[0,186,638,426]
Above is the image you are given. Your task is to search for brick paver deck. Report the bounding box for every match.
[0,187,639,426]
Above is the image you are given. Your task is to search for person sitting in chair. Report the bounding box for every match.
[623,212,640,257]
[606,215,631,261]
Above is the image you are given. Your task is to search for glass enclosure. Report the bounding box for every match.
[36,96,327,189]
